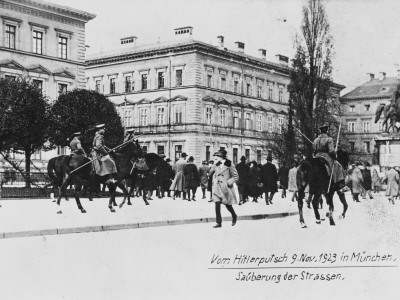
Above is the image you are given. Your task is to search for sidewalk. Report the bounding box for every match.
[0,191,300,239]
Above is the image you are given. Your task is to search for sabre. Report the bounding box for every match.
[68,136,138,175]
[294,127,313,144]
[328,123,342,192]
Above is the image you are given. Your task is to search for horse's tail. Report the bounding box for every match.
[375,104,385,123]
[296,160,311,192]
[47,157,58,185]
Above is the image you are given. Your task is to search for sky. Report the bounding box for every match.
[49,0,400,95]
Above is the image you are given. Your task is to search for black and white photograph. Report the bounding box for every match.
[0,0,400,299]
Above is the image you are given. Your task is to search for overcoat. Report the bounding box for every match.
[91,132,117,176]
[198,165,210,189]
[212,159,239,205]
[261,162,278,193]
[183,162,201,189]
[169,158,187,192]
[383,169,399,197]
[371,171,381,189]
[362,168,372,191]
[236,162,250,185]
[351,166,363,194]
[288,167,298,192]
[156,160,174,191]
[247,165,263,197]
[278,165,289,189]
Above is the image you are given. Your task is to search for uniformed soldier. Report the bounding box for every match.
[313,123,347,191]
[69,132,87,156]
[123,128,135,143]
[92,124,118,180]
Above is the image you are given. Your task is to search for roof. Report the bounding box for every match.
[341,76,399,100]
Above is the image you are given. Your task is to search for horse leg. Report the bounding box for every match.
[73,179,86,213]
[107,183,116,212]
[326,191,335,226]
[337,191,348,220]
[297,187,306,228]
[118,181,129,209]
[143,187,149,205]
[56,177,72,214]
[312,192,321,224]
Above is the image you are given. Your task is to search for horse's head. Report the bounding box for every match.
[117,138,143,159]
[337,149,350,170]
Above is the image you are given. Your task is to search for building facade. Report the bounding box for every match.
[340,72,399,163]
[0,0,95,171]
[86,28,295,164]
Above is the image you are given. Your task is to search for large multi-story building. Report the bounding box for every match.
[86,27,316,164]
[0,0,95,171]
[340,72,399,163]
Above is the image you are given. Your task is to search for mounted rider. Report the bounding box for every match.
[69,132,87,156]
[91,124,118,181]
[313,123,347,192]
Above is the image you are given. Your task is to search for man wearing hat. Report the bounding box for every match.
[211,149,238,228]
[70,132,86,156]
[123,128,135,143]
[91,124,118,182]
[198,160,210,199]
[313,122,346,192]
[236,156,250,205]
[169,152,188,200]
[261,155,278,205]
[155,154,172,198]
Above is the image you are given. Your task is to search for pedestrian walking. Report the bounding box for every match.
[207,160,215,202]
[261,156,278,205]
[236,156,250,205]
[288,163,298,202]
[351,162,363,202]
[183,156,201,201]
[371,168,381,193]
[248,161,263,202]
[383,166,399,205]
[198,160,210,199]
[170,152,188,200]
[211,149,238,228]
[361,162,374,200]
[278,163,289,198]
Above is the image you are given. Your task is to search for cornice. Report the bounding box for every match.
[340,95,391,102]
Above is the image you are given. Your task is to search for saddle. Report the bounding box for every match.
[314,157,330,177]
[134,158,149,171]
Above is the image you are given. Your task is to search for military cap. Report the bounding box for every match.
[95,124,105,129]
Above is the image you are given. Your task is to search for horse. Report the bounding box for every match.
[375,96,400,133]
[54,138,142,213]
[120,152,165,207]
[296,149,350,228]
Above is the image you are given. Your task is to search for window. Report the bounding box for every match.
[363,121,370,133]
[32,150,41,160]
[256,115,262,131]
[364,141,370,153]
[278,86,283,102]
[365,104,370,112]
[157,107,165,125]
[245,149,250,161]
[349,105,355,112]
[175,105,183,124]
[246,83,251,96]
[175,145,182,161]
[245,113,251,130]
[206,145,210,162]
[257,150,262,164]
[95,80,101,93]
[32,31,43,54]
[233,148,238,165]
[221,74,226,90]
[5,75,16,81]
[234,80,239,93]
[157,145,165,155]
[257,86,262,98]
[350,141,355,153]
[142,145,148,154]
[158,72,165,89]
[278,117,284,134]
[233,111,239,128]
[219,109,227,126]
[207,74,212,88]
[176,69,182,87]
[125,76,131,93]
[58,83,68,94]
[267,116,273,132]
[141,74,148,90]
[206,106,212,125]
[268,83,273,100]
[140,108,148,126]
[58,36,67,59]
[110,78,116,94]
[348,122,355,133]
[124,109,132,127]
[33,80,43,94]
[5,25,16,49]
[378,121,383,132]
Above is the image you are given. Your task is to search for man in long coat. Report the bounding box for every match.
[70,132,86,156]
[383,166,399,205]
[212,149,238,228]
[170,152,188,200]
[278,163,289,198]
[351,162,364,202]
[236,156,250,205]
[261,156,278,205]
[198,160,210,199]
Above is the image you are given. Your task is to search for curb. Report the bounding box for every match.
[0,211,299,239]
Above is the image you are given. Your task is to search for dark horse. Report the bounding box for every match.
[296,149,350,228]
[119,152,165,207]
[53,139,142,213]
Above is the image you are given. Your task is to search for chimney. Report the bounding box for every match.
[258,48,266,60]
[379,72,386,81]
[276,54,289,66]
[120,36,137,46]
[366,73,375,82]
[235,41,245,53]
[174,26,193,39]
[217,36,224,48]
